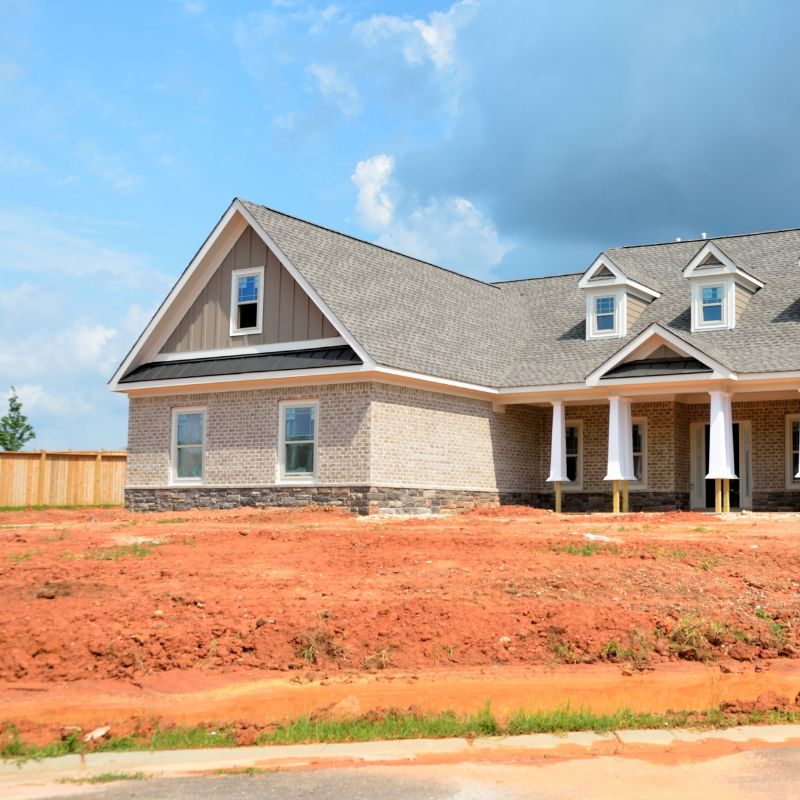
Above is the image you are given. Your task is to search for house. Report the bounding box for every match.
[110,198,800,515]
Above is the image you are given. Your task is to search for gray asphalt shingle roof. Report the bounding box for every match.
[242,200,800,388]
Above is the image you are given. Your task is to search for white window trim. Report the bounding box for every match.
[562,419,583,491]
[171,406,207,485]
[277,399,319,485]
[630,417,647,490]
[585,288,626,340]
[690,278,735,332]
[230,266,265,337]
[785,414,800,491]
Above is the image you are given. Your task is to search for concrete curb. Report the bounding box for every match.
[2,725,800,793]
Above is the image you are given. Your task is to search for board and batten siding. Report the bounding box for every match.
[735,283,754,319]
[160,226,338,354]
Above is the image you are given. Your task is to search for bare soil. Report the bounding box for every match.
[1,505,800,743]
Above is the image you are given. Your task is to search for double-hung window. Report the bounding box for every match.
[631,420,646,485]
[565,422,582,488]
[786,416,800,489]
[230,266,264,335]
[595,295,616,332]
[279,401,318,481]
[172,408,206,483]
[701,286,724,324]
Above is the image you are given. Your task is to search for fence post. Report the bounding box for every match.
[93,452,102,505]
[37,451,47,505]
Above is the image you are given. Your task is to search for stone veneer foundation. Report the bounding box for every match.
[125,486,503,516]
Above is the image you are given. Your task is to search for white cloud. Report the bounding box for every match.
[307,62,361,115]
[8,384,94,419]
[353,0,476,72]
[351,154,395,229]
[81,145,143,192]
[0,209,159,286]
[350,153,511,279]
[180,0,206,15]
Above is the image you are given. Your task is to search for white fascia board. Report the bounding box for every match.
[578,253,660,299]
[371,365,498,396]
[154,337,347,363]
[683,241,765,289]
[584,323,734,385]
[113,364,370,393]
[234,200,375,369]
[108,201,242,390]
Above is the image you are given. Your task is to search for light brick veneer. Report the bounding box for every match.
[126,383,800,514]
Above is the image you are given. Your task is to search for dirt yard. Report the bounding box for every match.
[1,505,800,743]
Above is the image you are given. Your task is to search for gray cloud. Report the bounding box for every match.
[394,0,800,276]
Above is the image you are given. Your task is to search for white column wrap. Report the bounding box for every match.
[604,396,636,481]
[546,400,570,483]
[706,390,737,480]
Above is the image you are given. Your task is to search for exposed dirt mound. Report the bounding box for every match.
[1,507,799,683]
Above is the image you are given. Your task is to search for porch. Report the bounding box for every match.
[521,392,800,514]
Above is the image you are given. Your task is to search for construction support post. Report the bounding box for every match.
[723,478,730,513]
[715,479,722,513]
[622,480,629,513]
[554,481,562,513]
[612,480,620,514]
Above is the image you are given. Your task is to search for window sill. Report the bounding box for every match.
[230,327,263,337]
[278,475,317,485]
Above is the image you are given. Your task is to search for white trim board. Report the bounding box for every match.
[155,337,347,363]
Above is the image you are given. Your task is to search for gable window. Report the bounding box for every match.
[595,296,616,331]
[563,421,583,490]
[230,266,264,336]
[279,400,318,482]
[701,286,724,323]
[631,419,646,486]
[786,416,800,489]
[172,407,206,483]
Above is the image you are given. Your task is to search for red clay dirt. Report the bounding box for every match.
[1,506,800,742]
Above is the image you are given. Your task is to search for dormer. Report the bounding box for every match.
[578,254,660,340]
[683,242,764,333]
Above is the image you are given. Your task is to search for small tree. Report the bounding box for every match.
[0,387,35,451]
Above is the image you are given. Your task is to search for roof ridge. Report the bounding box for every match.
[240,198,502,291]
[492,271,583,285]
[616,225,800,251]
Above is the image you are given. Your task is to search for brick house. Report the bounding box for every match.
[110,199,800,514]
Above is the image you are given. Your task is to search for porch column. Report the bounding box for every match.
[546,400,570,512]
[604,396,635,513]
[707,390,737,513]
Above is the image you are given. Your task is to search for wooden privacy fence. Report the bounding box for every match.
[0,450,127,507]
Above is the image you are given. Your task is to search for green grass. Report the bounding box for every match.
[4,706,800,762]
[86,543,156,561]
[213,767,270,776]
[549,542,620,557]
[6,550,38,563]
[154,517,189,524]
[0,504,120,512]
[57,772,148,785]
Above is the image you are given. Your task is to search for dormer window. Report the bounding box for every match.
[230,266,264,336]
[701,286,724,324]
[684,242,764,333]
[595,295,617,333]
[579,254,660,341]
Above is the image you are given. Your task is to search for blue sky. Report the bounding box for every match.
[1,0,799,449]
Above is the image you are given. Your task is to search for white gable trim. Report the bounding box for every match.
[236,200,375,369]
[578,253,660,300]
[108,199,372,390]
[683,241,764,290]
[585,323,734,386]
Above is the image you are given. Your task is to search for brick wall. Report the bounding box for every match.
[368,383,544,492]
[127,382,372,487]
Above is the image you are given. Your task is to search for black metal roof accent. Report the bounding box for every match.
[600,356,713,380]
[120,345,362,383]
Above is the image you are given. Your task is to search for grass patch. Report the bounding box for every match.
[213,766,270,776]
[292,628,344,665]
[549,542,620,557]
[154,517,189,524]
[58,772,148,785]
[651,546,688,560]
[5,706,800,762]
[87,543,156,561]
[0,504,120,512]
[6,550,38,563]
